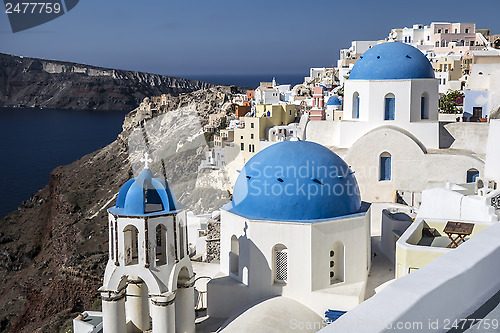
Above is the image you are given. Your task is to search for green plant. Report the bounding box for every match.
[439,90,464,114]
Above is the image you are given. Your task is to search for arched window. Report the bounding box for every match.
[230,235,239,276]
[466,169,479,183]
[352,92,360,119]
[384,93,395,120]
[380,152,392,181]
[435,41,440,47]
[441,40,446,47]
[421,93,429,119]
[273,244,288,283]
[330,242,345,285]
[155,224,167,265]
[124,225,139,265]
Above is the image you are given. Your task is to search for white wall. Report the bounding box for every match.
[319,222,500,333]
[485,120,500,182]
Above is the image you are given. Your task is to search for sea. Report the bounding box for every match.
[0,73,306,218]
[0,107,127,218]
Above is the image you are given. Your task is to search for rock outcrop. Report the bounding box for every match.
[0,53,216,110]
[0,86,234,332]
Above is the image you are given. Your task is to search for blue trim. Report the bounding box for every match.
[380,156,391,181]
[385,97,395,120]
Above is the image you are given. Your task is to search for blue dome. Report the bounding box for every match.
[229,141,362,221]
[327,96,342,106]
[349,42,435,80]
[109,168,178,216]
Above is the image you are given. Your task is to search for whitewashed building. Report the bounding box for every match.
[207,141,372,323]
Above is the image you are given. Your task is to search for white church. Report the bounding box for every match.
[306,42,484,203]
[82,154,196,333]
[73,41,500,333]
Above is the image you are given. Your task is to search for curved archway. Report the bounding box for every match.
[123,225,139,265]
[155,224,167,265]
[421,92,429,119]
[466,168,479,183]
[230,235,239,276]
[352,92,360,119]
[380,152,392,181]
[273,244,288,284]
[384,93,395,120]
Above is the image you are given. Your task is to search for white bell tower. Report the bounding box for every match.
[101,153,195,333]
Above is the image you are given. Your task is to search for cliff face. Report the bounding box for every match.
[0,53,215,110]
[0,86,234,332]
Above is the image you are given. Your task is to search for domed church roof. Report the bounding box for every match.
[109,168,178,216]
[228,141,362,221]
[349,42,435,80]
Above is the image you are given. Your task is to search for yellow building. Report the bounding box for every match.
[432,56,462,81]
[395,219,489,278]
[234,104,296,162]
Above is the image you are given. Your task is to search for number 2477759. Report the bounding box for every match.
[5,2,62,14]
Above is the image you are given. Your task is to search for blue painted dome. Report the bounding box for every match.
[109,168,178,216]
[349,42,435,80]
[327,96,342,106]
[229,141,362,221]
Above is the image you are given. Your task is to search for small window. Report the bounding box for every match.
[421,94,429,120]
[123,225,139,266]
[230,235,239,276]
[438,29,442,33]
[380,152,392,181]
[465,28,470,33]
[352,92,360,119]
[274,244,288,283]
[251,123,254,128]
[384,94,395,121]
[445,29,449,33]
[251,134,254,139]
[240,143,244,151]
[467,169,479,183]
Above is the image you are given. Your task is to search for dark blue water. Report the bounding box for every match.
[183,73,306,89]
[0,108,127,218]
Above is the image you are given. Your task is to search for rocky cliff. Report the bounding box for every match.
[0,86,235,332]
[0,53,215,110]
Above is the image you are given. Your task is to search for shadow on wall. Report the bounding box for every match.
[219,223,284,322]
[439,122,455,149]
[447,286,500,333]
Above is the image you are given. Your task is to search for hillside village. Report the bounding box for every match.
[73,22,500,333]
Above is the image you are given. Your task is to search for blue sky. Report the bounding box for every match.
[1,0,499,77]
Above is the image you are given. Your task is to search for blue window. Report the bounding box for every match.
[380,154,391,181]
[352,92,360,119]
[421,96,428,119]
[355,97,360,118]
[267,111,271,117]
[466,169,479,183]
[385,97,395,120]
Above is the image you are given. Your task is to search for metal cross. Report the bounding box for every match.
[140,152,153,169]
